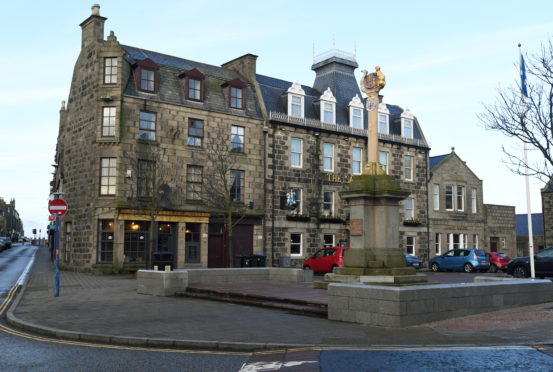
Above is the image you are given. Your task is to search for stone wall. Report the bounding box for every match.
[485,204,517,258]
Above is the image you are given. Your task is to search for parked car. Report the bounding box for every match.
[303,247,349,273]
[486,252,511,273]
[0,237,12,250]
[506,246,553,278]
[430,249,490,273]
[403,251,424,269]
[0,237,6,251]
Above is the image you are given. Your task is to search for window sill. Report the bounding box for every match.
[286,215,310,222]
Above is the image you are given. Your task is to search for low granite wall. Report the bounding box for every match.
[328,279,553,327]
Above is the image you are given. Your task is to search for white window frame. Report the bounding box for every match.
[102,107,116,137]
[100,157,117,196]
[291,137,303,168]
[379,151,388,174]
[445,185,454,211]
[378,103,390,134]
[104,57,118,84]
[348,94,364,129]
[404,197,414,220]
[401,108,414,139]
[435,233,441,255]
[406,236,415,255]
[404,155,413,181]
[323,142,334,172]
[287,82,305,118]
[323,190,335,216]
[320,87,336,124]
[433,184,440,211]
[471,188,477,213]
[323,234,335,248]
[290,233,302,257]
[457,185,465,212]
[352,147,363,175]
[473,234,479,249]
[289,188,303,214]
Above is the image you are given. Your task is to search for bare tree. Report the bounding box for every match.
[480,41,553,183]
[203,139,250,267]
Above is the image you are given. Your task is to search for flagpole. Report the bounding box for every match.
[519,43,535,278]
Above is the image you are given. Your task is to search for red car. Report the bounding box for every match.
[303,247,349,273]
[486,252,511,272]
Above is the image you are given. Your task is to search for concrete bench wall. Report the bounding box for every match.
[137,268,310,296]
[328,279,553,327]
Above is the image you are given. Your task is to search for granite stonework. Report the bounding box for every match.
[327,279,553,327]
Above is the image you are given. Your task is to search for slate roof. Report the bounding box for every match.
[256,56,427,145]
[515,213,544,236]
[121,45,263,119]
[429,154,449,169]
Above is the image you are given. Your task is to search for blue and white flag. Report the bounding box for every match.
[520,53,528,98]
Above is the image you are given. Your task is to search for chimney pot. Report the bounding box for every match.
[91,4,100,16]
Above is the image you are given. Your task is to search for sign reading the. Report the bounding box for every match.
[48,199,69,217]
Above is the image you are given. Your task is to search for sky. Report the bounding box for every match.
[1,0,553,237]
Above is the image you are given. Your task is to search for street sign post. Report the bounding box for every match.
[48,198,68,297]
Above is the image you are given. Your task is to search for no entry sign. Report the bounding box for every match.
[48,199,69,217]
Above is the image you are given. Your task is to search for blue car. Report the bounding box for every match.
[430,249,490,273]
[403,251,424,269]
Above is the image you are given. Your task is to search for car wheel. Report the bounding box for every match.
[431,263,440,272]
[513,265,529,278]
[463,263,474,273]
[489,264,498,273]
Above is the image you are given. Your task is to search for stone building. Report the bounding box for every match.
[541,181,553,248]
[0,198,24,239]
[51,5,431,272]
[515,213,544,256]
[428,149,516,258]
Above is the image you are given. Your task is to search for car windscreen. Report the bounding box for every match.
[497,253,508,257]
[475,250,487,257]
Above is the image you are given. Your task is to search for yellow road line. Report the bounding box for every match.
[0,283,19,315]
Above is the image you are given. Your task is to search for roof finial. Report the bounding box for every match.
[451,147,455,152]
[332,34,336,50]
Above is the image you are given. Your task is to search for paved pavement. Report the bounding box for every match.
[6,245,553,350]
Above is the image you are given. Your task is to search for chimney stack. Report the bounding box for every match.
[79,4,107,49]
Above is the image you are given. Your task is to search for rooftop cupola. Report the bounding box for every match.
[79,4,107,49]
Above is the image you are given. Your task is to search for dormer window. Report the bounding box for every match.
[287,82,305,118]
[135,58,159,93]
[224,79,246,109]
[180,68,205,102]
[348,94,364,129]
[378,103,390,134]
[401,108,414,139]
[320,88,336,124]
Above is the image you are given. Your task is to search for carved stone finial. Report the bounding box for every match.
[451,147,455,152]
[61,100,66,111]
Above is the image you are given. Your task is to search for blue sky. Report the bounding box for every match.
[2,1,553,236]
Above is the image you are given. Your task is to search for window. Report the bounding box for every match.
[405,197,414,220]
[456,185,465,212]
[124,221,149,263]
[435,233,441,255]
[188,78,202,100]
[290,96,303,117]
[323,143,334,172]
[230,169,244,202]
[104,57,117,84]
[230,86,243,108]
[323,103,334,123]
[402,119,413,139]
[448,233,466,249]
[291,137,303,168]
[187,119,204,147]
[290,233,302,256]
[98,219,114,263]
[323,234,335,248]
[287,82,306,118]
[473,234,479,249]
[139,111,156,140]
[185,223,201,264]
[445,185,454,210]
[378,113,389,134]
[231,125,244,152]
[100,158,116,195]
[186,165,203,201]
[351,108,363,128]
[140,69,155,92]
[323,191,334,216]
[404,155,413,181]
[352,147,362,175]
[471,188,477,213]
[288,188,303,214]
[102,107,116,137]
[379,151,388,173]
[406,236,415,255]
[433,184,440,211]
[320,87,336,124]
[137,160,154,197]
